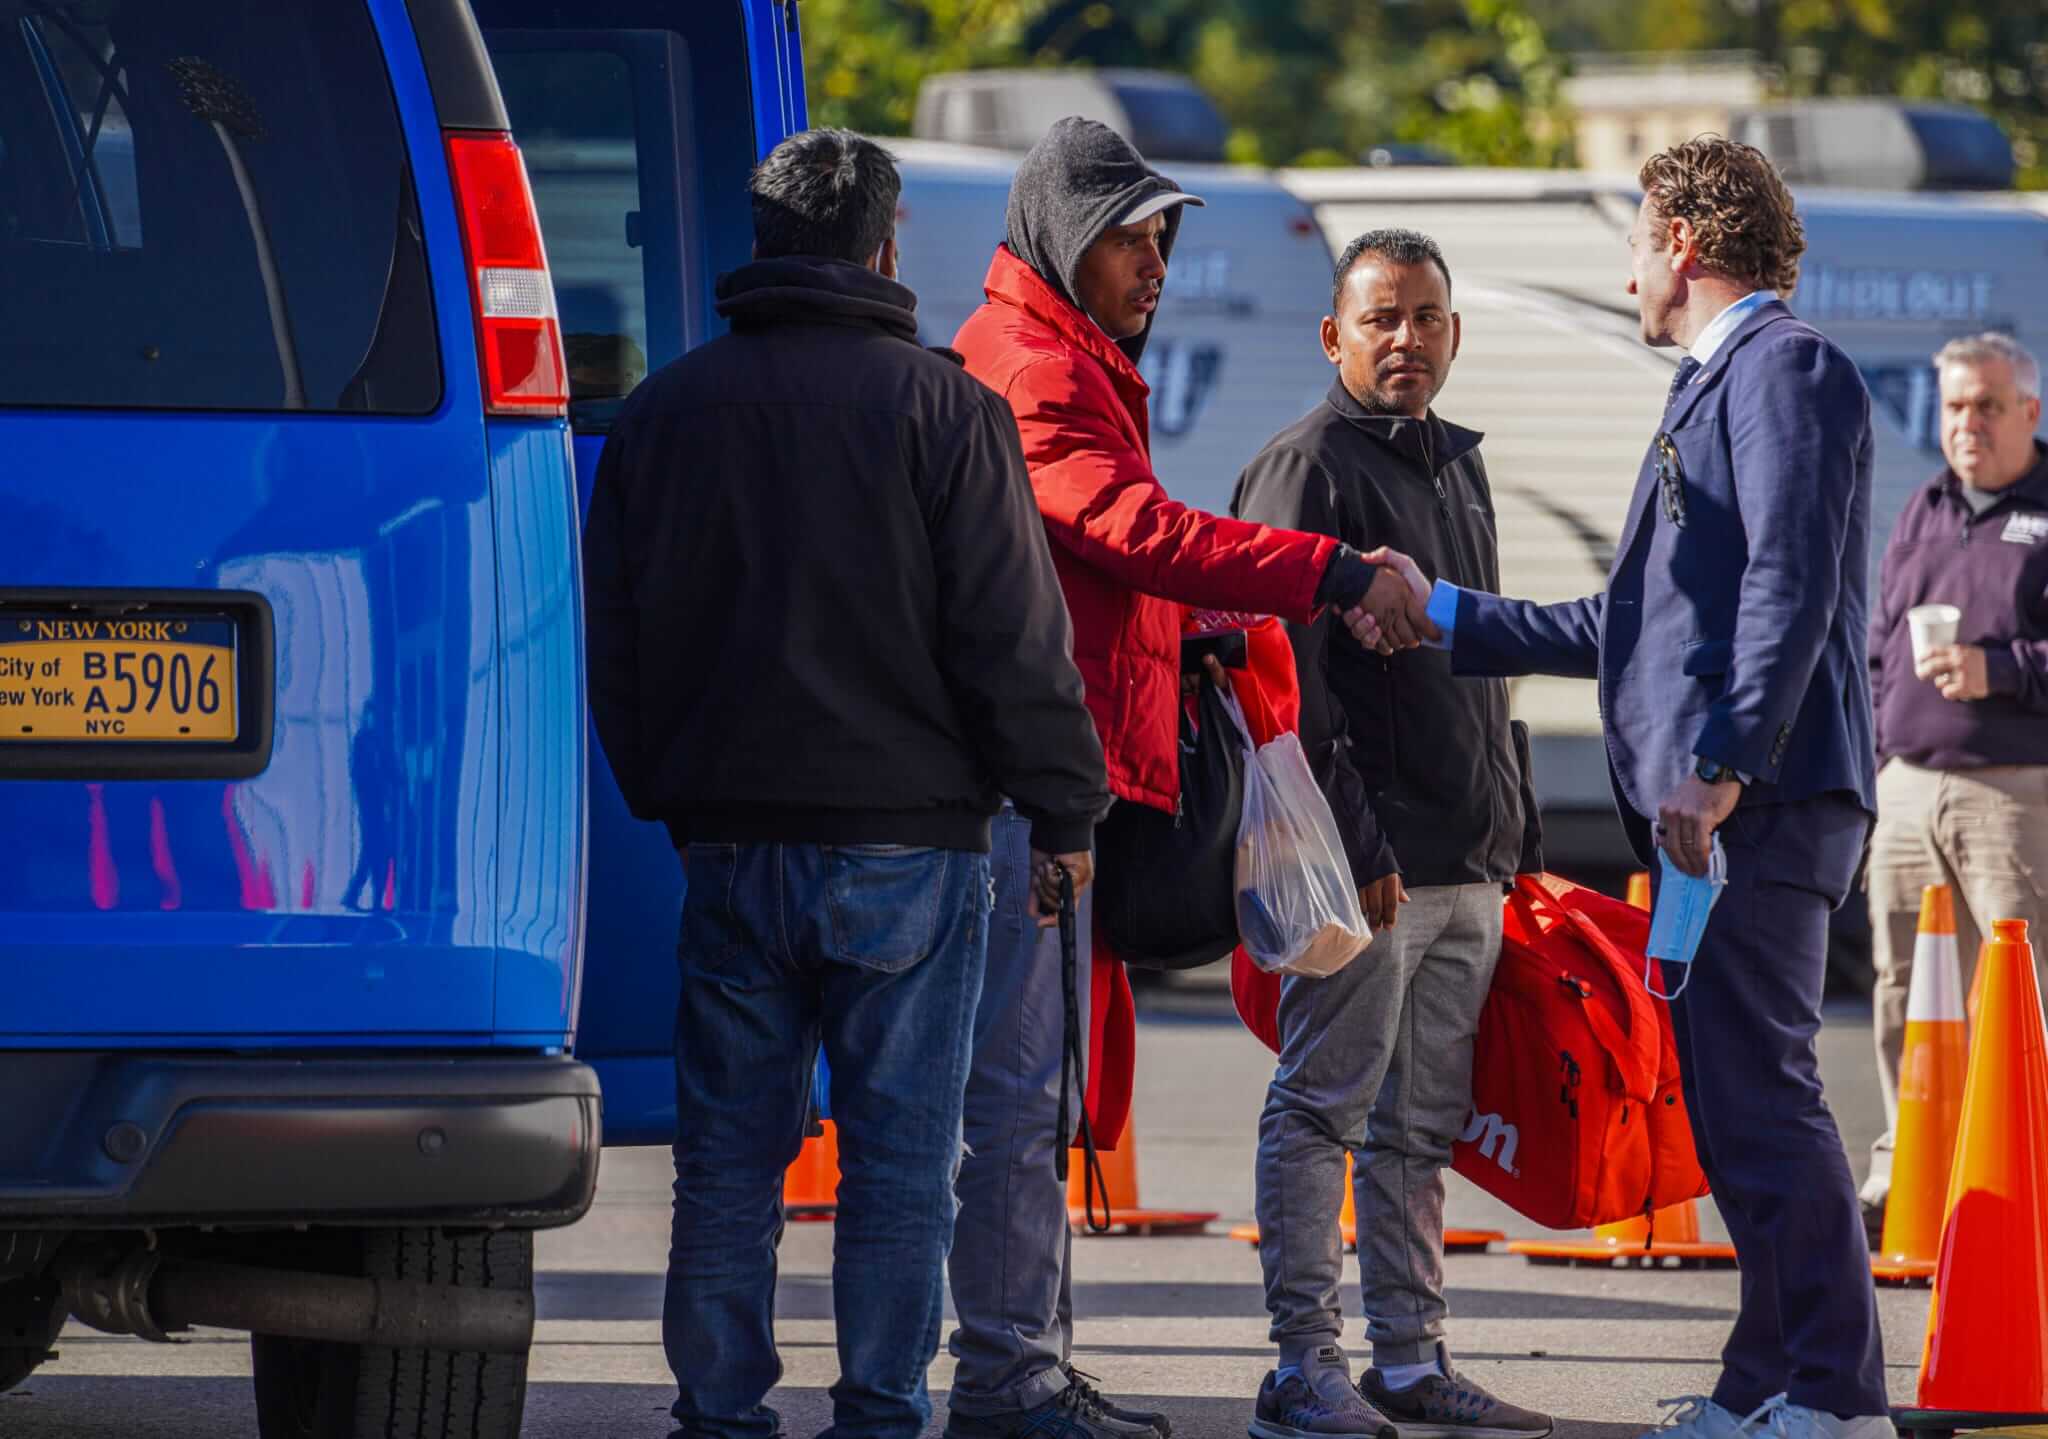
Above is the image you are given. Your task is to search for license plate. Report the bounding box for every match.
[0,613,239,743]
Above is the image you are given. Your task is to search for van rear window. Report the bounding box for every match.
[0,1,440,414]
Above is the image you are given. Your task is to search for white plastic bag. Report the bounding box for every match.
[1221,692,1372,977]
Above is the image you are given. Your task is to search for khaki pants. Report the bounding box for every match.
[1864,757,2048,1203]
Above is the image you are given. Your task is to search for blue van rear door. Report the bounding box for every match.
[0,0,509,1042]
[474,0,806,1141]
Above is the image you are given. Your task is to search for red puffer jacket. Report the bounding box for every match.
[952,246,1338,812]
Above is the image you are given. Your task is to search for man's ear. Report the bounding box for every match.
[1449,310,1462,363]
[875,232,900,280]
[1667,215,1699,275]
[1320,313,1342,366]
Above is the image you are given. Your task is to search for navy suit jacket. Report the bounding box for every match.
[1451,300,1878,864]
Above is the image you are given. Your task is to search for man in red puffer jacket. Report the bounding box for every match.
[943,116,1430,1439]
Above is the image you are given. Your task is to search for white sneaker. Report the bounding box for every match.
[1741,1396,1898,1439]
[1638,1396,1752,1439]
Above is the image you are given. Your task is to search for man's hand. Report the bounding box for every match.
[1656,775,1742,878]
[1181,653,1234,697]
[1359,873,1409,931]
[1342,604,1387,654]
[1345,561,1439,654]
[1916,643,1990,702]
[1029,849,1094,928]
[1363,547,1432,605]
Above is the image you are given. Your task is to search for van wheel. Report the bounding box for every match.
[250,1229,532,1439]
[252,1333,361,1438]
[0,1276,64,1394]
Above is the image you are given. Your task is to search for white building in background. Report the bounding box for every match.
[1564,51,1766,177]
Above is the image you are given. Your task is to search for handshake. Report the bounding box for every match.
[1338,548,1438,654]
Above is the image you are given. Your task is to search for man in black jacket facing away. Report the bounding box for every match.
[583,129,1110,1439]
[1232,230,1549,1439]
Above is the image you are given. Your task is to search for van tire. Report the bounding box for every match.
[0,1276,64,1394]
[250,1228,532,1439]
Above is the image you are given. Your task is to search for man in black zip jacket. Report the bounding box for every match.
[583,129,1110,1439]
[1231,229,1549,1439]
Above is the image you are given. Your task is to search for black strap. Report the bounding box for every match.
[1054,865,1110,1233]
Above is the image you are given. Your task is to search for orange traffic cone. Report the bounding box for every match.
[1900,919,2048,1430]
[1873,886,1969,1284]
[1228,1153,1503,1252]
[1509,872,1735,1268]
[1510,1195,1738,1267]
[1967,939,1988,1043]
[783,1120,839,1222]
[1068,1122,1216,1236]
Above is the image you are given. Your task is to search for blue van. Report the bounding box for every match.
[0,1,803,1434]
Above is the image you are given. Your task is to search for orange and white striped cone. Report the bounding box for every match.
[1874,885,1969,1284]
[1508,871,1736,1268]
[1229,1152,1503,1253]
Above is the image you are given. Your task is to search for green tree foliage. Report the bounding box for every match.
[802,0,1574,166]
[800,0,2046,185]
[800,0,1054,135]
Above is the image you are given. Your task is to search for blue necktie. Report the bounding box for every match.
[1665,356,1701,411]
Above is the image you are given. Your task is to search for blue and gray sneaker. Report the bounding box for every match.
[1251,1349,1398,1439]
[1358,1344,1553,1439]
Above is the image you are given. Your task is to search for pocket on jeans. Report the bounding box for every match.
[823,845,948,974]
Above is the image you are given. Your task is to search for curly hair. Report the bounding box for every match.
[1638,137,1805,296]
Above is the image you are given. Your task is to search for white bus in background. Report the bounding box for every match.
[1285,166,2048,882]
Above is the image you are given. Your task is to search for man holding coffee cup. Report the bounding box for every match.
[1861,332,2048,1238]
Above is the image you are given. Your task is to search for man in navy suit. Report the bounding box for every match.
[1375,138,1892,1439]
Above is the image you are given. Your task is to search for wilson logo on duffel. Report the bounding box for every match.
[1458,1109,1520,1175]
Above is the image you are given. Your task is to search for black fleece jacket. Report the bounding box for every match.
[583,257,1110,854]
[1233,382,1531,888]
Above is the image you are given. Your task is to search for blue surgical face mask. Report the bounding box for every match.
[1645,836,1728,1000]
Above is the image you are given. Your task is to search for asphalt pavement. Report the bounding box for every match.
[5,983,1930,1439]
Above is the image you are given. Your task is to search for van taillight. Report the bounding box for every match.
[446,132,568,417]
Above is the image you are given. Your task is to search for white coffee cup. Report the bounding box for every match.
[1909,604,1962,665]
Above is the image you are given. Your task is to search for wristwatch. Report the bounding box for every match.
[1694,756,1743,785]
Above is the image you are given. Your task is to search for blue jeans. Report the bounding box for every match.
[664,842,991,1439]
[947,805,1090,1415]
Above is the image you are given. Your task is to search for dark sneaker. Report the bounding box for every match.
[1360,1346,1553,1439]
[945,1378,1162,1439]
[1066,1365,1172,1438]
[1251,1362,1398,1439]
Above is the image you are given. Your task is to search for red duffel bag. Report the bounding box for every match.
[1448,873,1709,1229]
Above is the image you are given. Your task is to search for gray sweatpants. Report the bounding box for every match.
[946,805,1090,1416]
[1255,882,1502,1368]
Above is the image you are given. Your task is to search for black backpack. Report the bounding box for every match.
[1093,676,1245,970]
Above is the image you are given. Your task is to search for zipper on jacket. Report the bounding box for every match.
[1431,459,1515,875]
